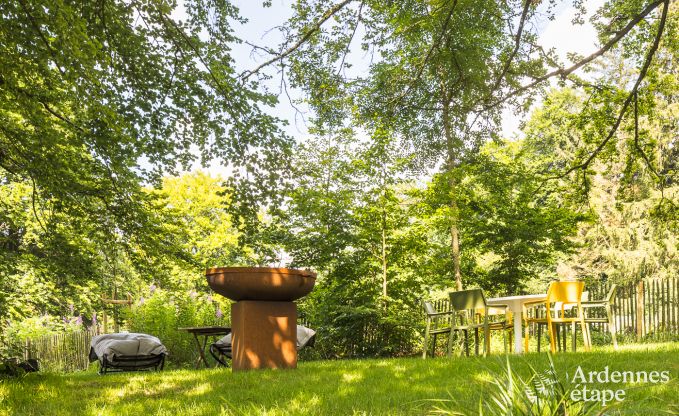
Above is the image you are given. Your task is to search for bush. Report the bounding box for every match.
[302,299,421,359]
[124,287,229,368]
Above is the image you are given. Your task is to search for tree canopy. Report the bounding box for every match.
[240,0,676,289]
[0,0,291,267]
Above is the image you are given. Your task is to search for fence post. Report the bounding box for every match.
[636,280,644,340]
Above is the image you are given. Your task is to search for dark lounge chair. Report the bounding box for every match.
[209,325,316,367]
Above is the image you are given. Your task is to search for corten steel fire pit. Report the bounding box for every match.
[206,267,316,371]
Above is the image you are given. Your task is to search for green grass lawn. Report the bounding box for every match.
[1,343,678,415]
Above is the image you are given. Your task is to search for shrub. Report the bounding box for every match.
[302,299,420,359]
[124,287,229,367]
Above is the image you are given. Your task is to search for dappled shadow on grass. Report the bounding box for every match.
[1,342,678,415]
[226,357,506,414]
[1,360,479,415]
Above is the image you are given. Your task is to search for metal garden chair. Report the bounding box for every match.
[583,284,618,348]
[422,300,456,358]
[532,292,590,353]
[446,289,512,357]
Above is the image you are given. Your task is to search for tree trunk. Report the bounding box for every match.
[381,191,388,299]
[442,93,463,291]
[381,225,388,297]
[450,205,462,291]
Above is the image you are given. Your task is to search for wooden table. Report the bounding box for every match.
[179,326,231,368]
[487,294,546,354]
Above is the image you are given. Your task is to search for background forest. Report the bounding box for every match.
[1,0,677,362]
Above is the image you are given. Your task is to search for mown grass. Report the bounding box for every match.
[1,343,677,415]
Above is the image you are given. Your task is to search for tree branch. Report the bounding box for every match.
[139,5,243,124]
[633,90,663,182]
[279,64,307,128]
[30,176,49,234]
[244,40,278,59]
[389,0,458,105]
[17,0,66,77]
[336,1,364,78]
[0,156,19,176]
[490,0,532,93]
[240,0,355,81]
[483,0,665,112]
[549,0,669,181]
[155,11,233,97]
[12,85,87,133]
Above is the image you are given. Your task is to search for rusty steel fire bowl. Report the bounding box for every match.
[205,267,317,302]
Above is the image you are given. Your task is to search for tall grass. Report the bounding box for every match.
[430,355,611,416]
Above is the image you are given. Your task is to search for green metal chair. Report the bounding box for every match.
[583,284,618,349]
[422,301,456,358]
[446,289,512,357]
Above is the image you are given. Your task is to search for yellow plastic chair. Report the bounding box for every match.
[523,281,591,353]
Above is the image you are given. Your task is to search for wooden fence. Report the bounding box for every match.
[25,329,98,373]
[611,277,678,339]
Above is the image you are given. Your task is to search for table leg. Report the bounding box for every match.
[513,310,523,354]
[192,334,201,368]
[192,334,210,369]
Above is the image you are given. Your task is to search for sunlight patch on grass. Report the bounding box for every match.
[342,371,364,383]
[390,364,407,376]
[31,383,59,400]
[471,369,495,384]
[284,394,322,414]
[154,402,212,416]
[105,386,127,400]
[375,360,395,367]
[187,382,212,396]
[90,400,131,416]
[0,384,9,416]
[594,342,674,353]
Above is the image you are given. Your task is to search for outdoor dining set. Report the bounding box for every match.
[422,281,619,357]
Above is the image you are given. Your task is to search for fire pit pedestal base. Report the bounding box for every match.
[231,301,297,371]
